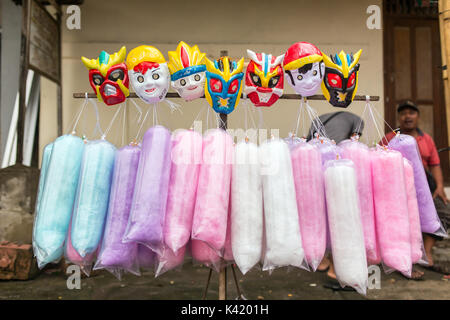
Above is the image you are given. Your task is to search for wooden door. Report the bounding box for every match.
[384,0,449,179]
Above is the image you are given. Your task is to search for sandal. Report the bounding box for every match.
[421,264,443,273]
[401,269,424,281]
[316,266,330,273]
[323,280,356,292]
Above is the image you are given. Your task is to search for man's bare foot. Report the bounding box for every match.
[409,268,424,280]
[326,262,337,280]
[317,257,330,272]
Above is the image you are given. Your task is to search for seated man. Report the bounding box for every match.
[381,101,449,274]
[307,111,364,144]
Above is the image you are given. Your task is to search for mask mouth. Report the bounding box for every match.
[300,83,318,91]
[187,85,198,91]
[145,88,156,93]
[257,92,272,103]
[219,97,229,107]
[103,84,117,96]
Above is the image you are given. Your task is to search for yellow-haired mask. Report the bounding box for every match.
[81,46,129,106]
[204,56,244,114]
[321,49,362,108]
[126,45,170,104]
[168,42,206,101]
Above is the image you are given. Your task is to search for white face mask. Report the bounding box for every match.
[285,61,325,97]
[128,63,170,104]
[171,71,206,101]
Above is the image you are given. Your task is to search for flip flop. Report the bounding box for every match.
[316,266,330,273]
[400,269,424,281]
[421,265,443,273]
[323,280,356,292]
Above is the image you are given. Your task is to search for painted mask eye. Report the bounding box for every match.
[152,73,160,80]
[348,72,356,87]
[194,74,201,81]
[228,79,239,94]
[109,69,124,81]
[251,73,261,86]
[180,79,187,86]
[210,78,222,92]
[137,75,144,83]
[313,70,318,76]
[268,76,280,88]
[297,74,303,81]
[92,74,104,86]
[327,73,342,88]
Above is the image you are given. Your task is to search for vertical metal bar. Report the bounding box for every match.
[218,49,228,301]
[16,0,31,165]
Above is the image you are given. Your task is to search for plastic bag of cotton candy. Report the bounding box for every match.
[371,147,414,277]
[290,139,327,271]
[324,159,368,295]
[388,133,446,237]
[339,139,380,265]
[259,138,306,272]
[231,140,263,275]
[33,135,84,269]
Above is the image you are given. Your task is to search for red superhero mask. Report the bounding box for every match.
[244,50,284,107]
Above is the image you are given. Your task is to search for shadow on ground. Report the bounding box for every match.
[0,261,448,300]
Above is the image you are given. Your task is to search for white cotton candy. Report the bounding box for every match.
[231,141,263,275]
[324,159,368,295]
[259,139,305,271]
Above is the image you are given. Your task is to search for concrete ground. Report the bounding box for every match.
[0,260,448,300]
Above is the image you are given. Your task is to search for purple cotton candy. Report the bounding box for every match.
[308,137,341,250]
[123,126,172,254]
[138,244,156,270]
[94,145,141,277]
[388,134,444,235]
[309,137,341,165]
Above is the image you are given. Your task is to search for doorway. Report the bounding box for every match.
[383,0,449,180]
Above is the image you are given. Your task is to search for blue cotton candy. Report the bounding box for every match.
[70,139,116,258]
[35,143,53,211]
[33,135,84,268]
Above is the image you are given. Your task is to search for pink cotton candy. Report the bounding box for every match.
[291,141,326,271]
[403,159,425,264]
[191,239,221,272]
[339,140,380,265]
[371,148,412,277]
[156,245,187,277]
[191,129,233,254]
[64,223,96,276]
[164,130,203,254]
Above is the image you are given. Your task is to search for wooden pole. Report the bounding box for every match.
[218,49,228,301]
[439,0,450,165]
